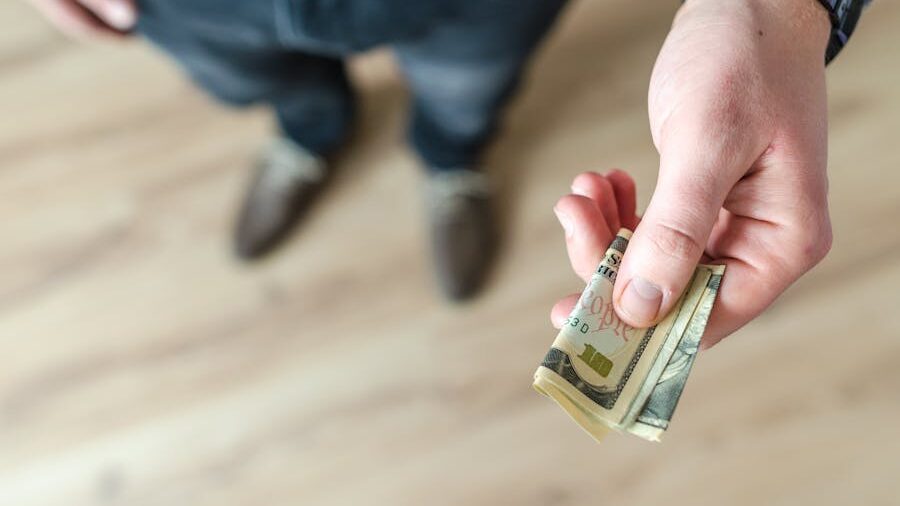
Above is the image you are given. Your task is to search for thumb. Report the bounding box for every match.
[613,150,741,328]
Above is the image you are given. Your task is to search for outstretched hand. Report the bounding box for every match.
[552,0,835,348]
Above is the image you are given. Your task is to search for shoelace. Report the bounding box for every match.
[258,138,326,196]
[426,170,491,220]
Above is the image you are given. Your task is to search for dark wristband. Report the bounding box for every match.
[815,0,867,64]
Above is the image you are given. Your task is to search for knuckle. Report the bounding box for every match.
[807,226,833,266]
[792,221,833,271]
[646,220,704,263]
[709,86,743,121]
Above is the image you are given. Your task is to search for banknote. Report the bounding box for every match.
[533,229,724,442]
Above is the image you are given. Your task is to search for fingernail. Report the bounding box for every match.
[554,207,574,238]
[620,277,662,324]
[105,1,136,29]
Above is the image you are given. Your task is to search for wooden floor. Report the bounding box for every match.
[2,1,899,505]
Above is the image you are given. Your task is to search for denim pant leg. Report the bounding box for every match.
[136,0,354,156]
[394,0,568,170]
[270,56,354,155]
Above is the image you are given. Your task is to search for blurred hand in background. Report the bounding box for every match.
[27,0,137,39]
[553,0,834,347]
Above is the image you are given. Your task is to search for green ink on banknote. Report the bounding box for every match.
[578,344,613,377]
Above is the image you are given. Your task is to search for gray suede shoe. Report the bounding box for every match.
[425,169,496,301]
[233,137,327,260]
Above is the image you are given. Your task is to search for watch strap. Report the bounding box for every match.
[816,0,867,63]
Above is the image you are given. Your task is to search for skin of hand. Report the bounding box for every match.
[27,0,137,39]
[552,0,834,348]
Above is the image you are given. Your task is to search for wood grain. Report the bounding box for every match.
[1,1,898,505]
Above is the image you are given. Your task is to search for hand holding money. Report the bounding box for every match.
[544,166,832,440]
[553,161,831,346]
[617,0,832,344]
[535,228,723,441]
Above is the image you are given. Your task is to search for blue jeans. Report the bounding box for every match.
[136,0,568,169]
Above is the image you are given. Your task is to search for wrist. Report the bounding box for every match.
[760,0,832,51]
[679,0,831,60]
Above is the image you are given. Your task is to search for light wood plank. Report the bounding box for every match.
[0,1,898,505]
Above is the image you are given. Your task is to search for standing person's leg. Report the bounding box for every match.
[393,0,569,300]
[136,0,355,258]
[395,0,568,171]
